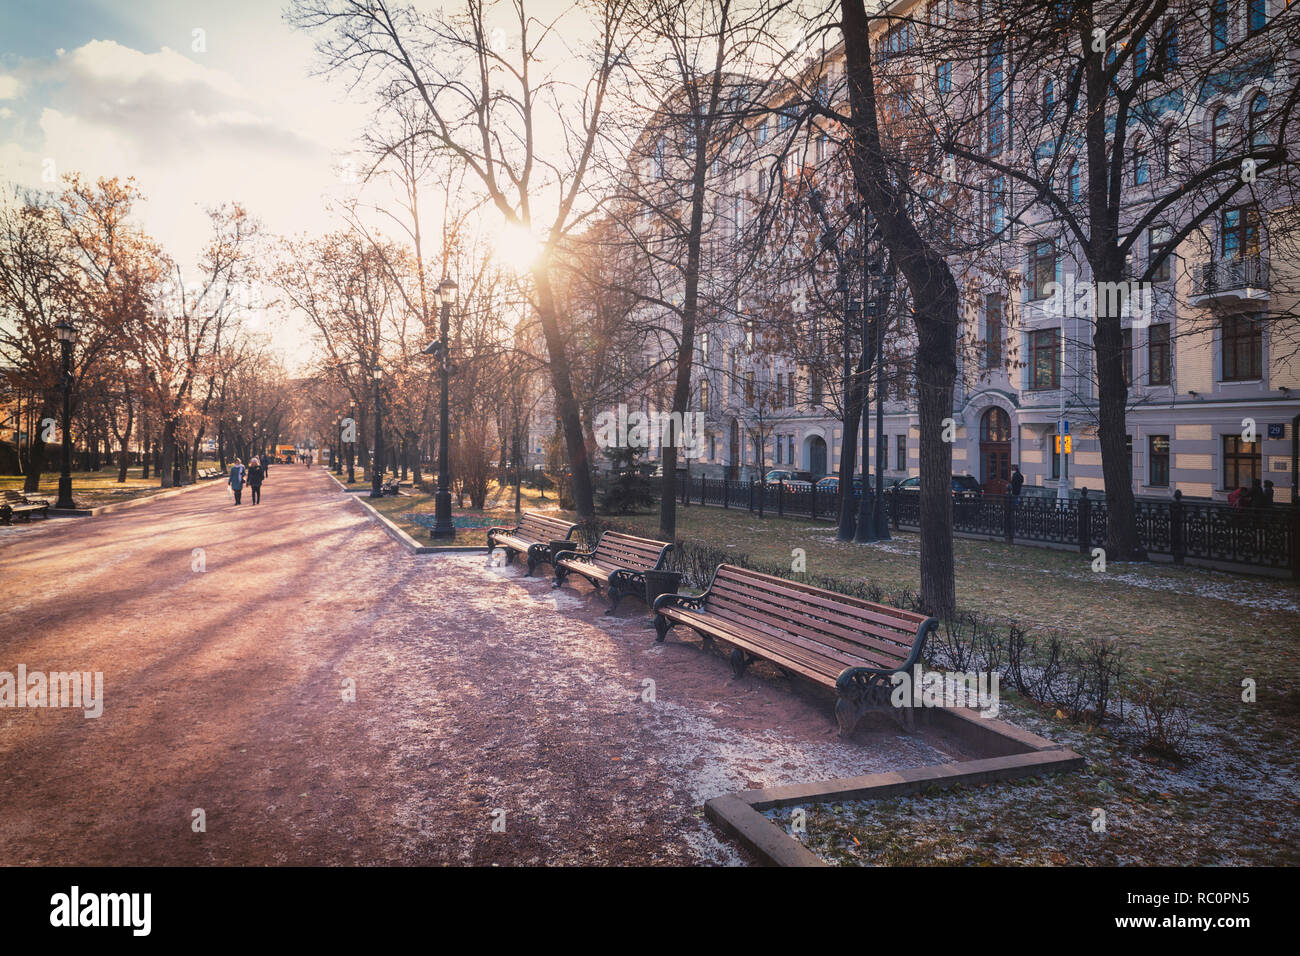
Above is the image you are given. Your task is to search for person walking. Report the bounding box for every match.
[1010,464,1024,502]
[1263,479,1275,507]
[229,458,246,506]
[247,456,265,505]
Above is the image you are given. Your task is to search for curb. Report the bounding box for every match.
[703,705,1085,867]
[325,469,482,555]
[45,476,224,518]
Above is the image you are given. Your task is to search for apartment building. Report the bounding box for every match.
[607,0,1300,502]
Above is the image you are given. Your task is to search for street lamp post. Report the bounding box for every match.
[427,278,458,539]
[54,320,78,510]
[346,401,357,484]
[333,417,343,474]
[370,364,384,498]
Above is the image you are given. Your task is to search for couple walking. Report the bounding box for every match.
[228,456,266,505]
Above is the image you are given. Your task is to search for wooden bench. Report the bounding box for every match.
[652,564,937,736]
[552,531,673,613]
[486,511,579,576]
[0,489,52,524]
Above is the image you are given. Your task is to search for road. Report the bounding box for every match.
[0,466,959,865]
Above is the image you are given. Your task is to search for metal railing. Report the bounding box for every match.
[1192,255,1269,296]
[675,474,1298,575]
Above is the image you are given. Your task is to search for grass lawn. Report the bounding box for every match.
[1,463,221,509]
[609,503,1300,865]
[355,477,564,548]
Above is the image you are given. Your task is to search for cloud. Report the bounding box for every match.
[0,75,21,99]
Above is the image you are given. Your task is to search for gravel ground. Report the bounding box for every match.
[0,467,970,865]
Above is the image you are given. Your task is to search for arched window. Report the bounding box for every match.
[1133,137,1149,185]
[981,407,1011,443]
[1212,107,1232,161]
[1042,78,1056,120]
[1068,161,1081,202]
[1159,126,1177,176]
[1249,93,1270,151]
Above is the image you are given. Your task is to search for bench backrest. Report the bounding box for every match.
[703,565,933,672]
[516,511,577,542]
[591,531,671,571]
[2,490,31,503]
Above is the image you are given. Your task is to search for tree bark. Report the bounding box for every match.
[533,267,595,517]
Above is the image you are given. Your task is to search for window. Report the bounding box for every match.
[1042,78,1056,119]
[1149,224,1174,282]
[700,379,710,412]
[897,434,907,471]
[1028,241,1057,299]
[1067,161,1081,203]
[1212,107,1232,161]
[1122,328,1133,386]
[1133,137,1149,185]
[744,370,755,404]
[787,435,795,465]
[815,132,828,163]
[775,434,782,464]
[775,372,785,407]
[1149,435,1170,486]
[1249,93,1270,151]
[1221,315,1262,380]
[936,61,952,94]
[1211,0,1229,52]
[1222,204,1261,259]
[990,176,1007,233]
[1148,323,1171,385]
[1160,20,1180,69]
[1223,435,1261,489]
[984,293,1003,368]
[787,373,796,407]
[1159,128,1177,176]
[1248,0,1268,33]
[981,407,1011,441]
[881,435,889,470]
[988,40,1005,155]
[1134,36,1148,77]
[1030,328,1060,389]
[810,375,823,406]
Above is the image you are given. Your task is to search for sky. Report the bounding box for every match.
[0,0,383,368]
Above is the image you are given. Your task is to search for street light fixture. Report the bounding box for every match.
[54,319,78,510]
[346,400,357,484]
[370,363,384,498]
[429,277,458,539]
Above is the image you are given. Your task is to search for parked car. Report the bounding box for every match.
[763,469,814,491]
[816,475,864,495]
[889,474,983,500]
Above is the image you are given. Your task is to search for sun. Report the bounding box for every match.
[490,222,545,275]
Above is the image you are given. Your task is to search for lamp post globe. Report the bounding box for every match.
[431,277,458,539]
[54,320,78,510]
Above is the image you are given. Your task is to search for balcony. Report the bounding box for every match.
[1190,255,1269,307]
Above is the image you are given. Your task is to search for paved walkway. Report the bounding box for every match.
[0,466,964,865]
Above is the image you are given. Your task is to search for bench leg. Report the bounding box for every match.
[835,694,864,737]
[653,614,672,643]
[605,585,623,615]
[729,648,750,680]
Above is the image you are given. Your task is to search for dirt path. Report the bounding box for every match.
[0,467,965,865]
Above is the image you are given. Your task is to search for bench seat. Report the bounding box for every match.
[553,531,673,613]
[486,511,579,576]
[653,564,937,735]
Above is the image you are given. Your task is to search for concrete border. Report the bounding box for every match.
[43,475,224,518]
[325,469,483,555]
[703,705,1085,867]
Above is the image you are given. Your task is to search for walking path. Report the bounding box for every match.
[0,466,966,865]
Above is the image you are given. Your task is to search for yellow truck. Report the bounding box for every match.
[274,444,297,464]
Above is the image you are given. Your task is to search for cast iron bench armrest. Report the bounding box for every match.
[835,617,937,689]
[652,590,709,614]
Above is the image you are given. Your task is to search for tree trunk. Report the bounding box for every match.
[533,267,595,517]
[840,0,959,616]
[160,420,177,488]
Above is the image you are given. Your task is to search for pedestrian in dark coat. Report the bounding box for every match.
[247,457,265,505]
